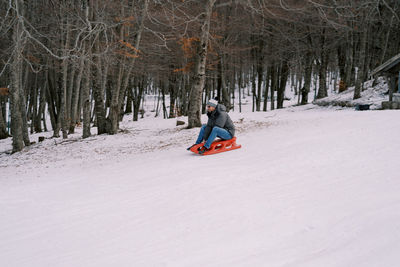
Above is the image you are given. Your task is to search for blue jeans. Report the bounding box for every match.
[195,125,233,149]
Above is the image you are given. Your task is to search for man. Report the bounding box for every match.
[187,98,235,155]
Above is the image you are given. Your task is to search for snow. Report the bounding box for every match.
[1,95,400,266]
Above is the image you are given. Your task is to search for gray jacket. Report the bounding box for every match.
[203,104,235,140]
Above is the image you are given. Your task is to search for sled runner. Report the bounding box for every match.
[189,137,241,156]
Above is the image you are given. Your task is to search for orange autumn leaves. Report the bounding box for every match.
[173,37,199,73]
[174,34,221,73]
[116,16,140,59]
[117,40,140,59]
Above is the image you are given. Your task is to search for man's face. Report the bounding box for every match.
[207,105,216,112]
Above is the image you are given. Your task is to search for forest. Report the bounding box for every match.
[0,0,399,152]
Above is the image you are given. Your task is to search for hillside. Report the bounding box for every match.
[314,77,388,109]
[1,105,400,267]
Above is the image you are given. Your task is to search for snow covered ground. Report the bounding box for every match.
[1,97,400,266]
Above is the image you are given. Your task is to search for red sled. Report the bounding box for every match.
[189,137,242,156]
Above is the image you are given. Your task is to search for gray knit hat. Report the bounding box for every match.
[207,99,218,107]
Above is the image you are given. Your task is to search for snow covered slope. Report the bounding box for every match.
[314,77,388,109]
[1,105,400,267]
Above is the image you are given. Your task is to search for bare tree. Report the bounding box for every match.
[9,0,30,153]
[187,0,216,128]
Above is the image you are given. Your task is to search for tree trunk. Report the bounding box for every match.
[125,84,133,114]
[238,62,242,112]
[161,81,168,119]
[81,0,92,138]
[256,39,263,111]
[9,60,24,152]
[344,31,354,88]
[92,40,107,134]
[219,55,231,110]
[20,79,30,146]
[317,30,328,99]
[230,69,235,112]
[10,0,28,152]
[256,63,262,111]
[263,66,270,111]
[337,44,347,92]
[180,74,189,116]
[354,28,368,100]
[66,67,75,134]
[69,57,84,134]
[270,63,276,110]
[187,0,216,128]
[45,71,57,132]
[0,100,8,139]
[82,57,91,138]
[133,77,145,121]
[47,66,60,137]
[1,96,6,128]
[30,76,38,134]
[35,80,47,133]
[301,53,312,105]
[169,71,177,118]
[316,60,328,99]
[60,26,70,139]
[277,61,289,108]
[251,67,255,112]
[155,84,161,118]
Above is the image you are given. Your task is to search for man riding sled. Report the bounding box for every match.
[187,98,236,155]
